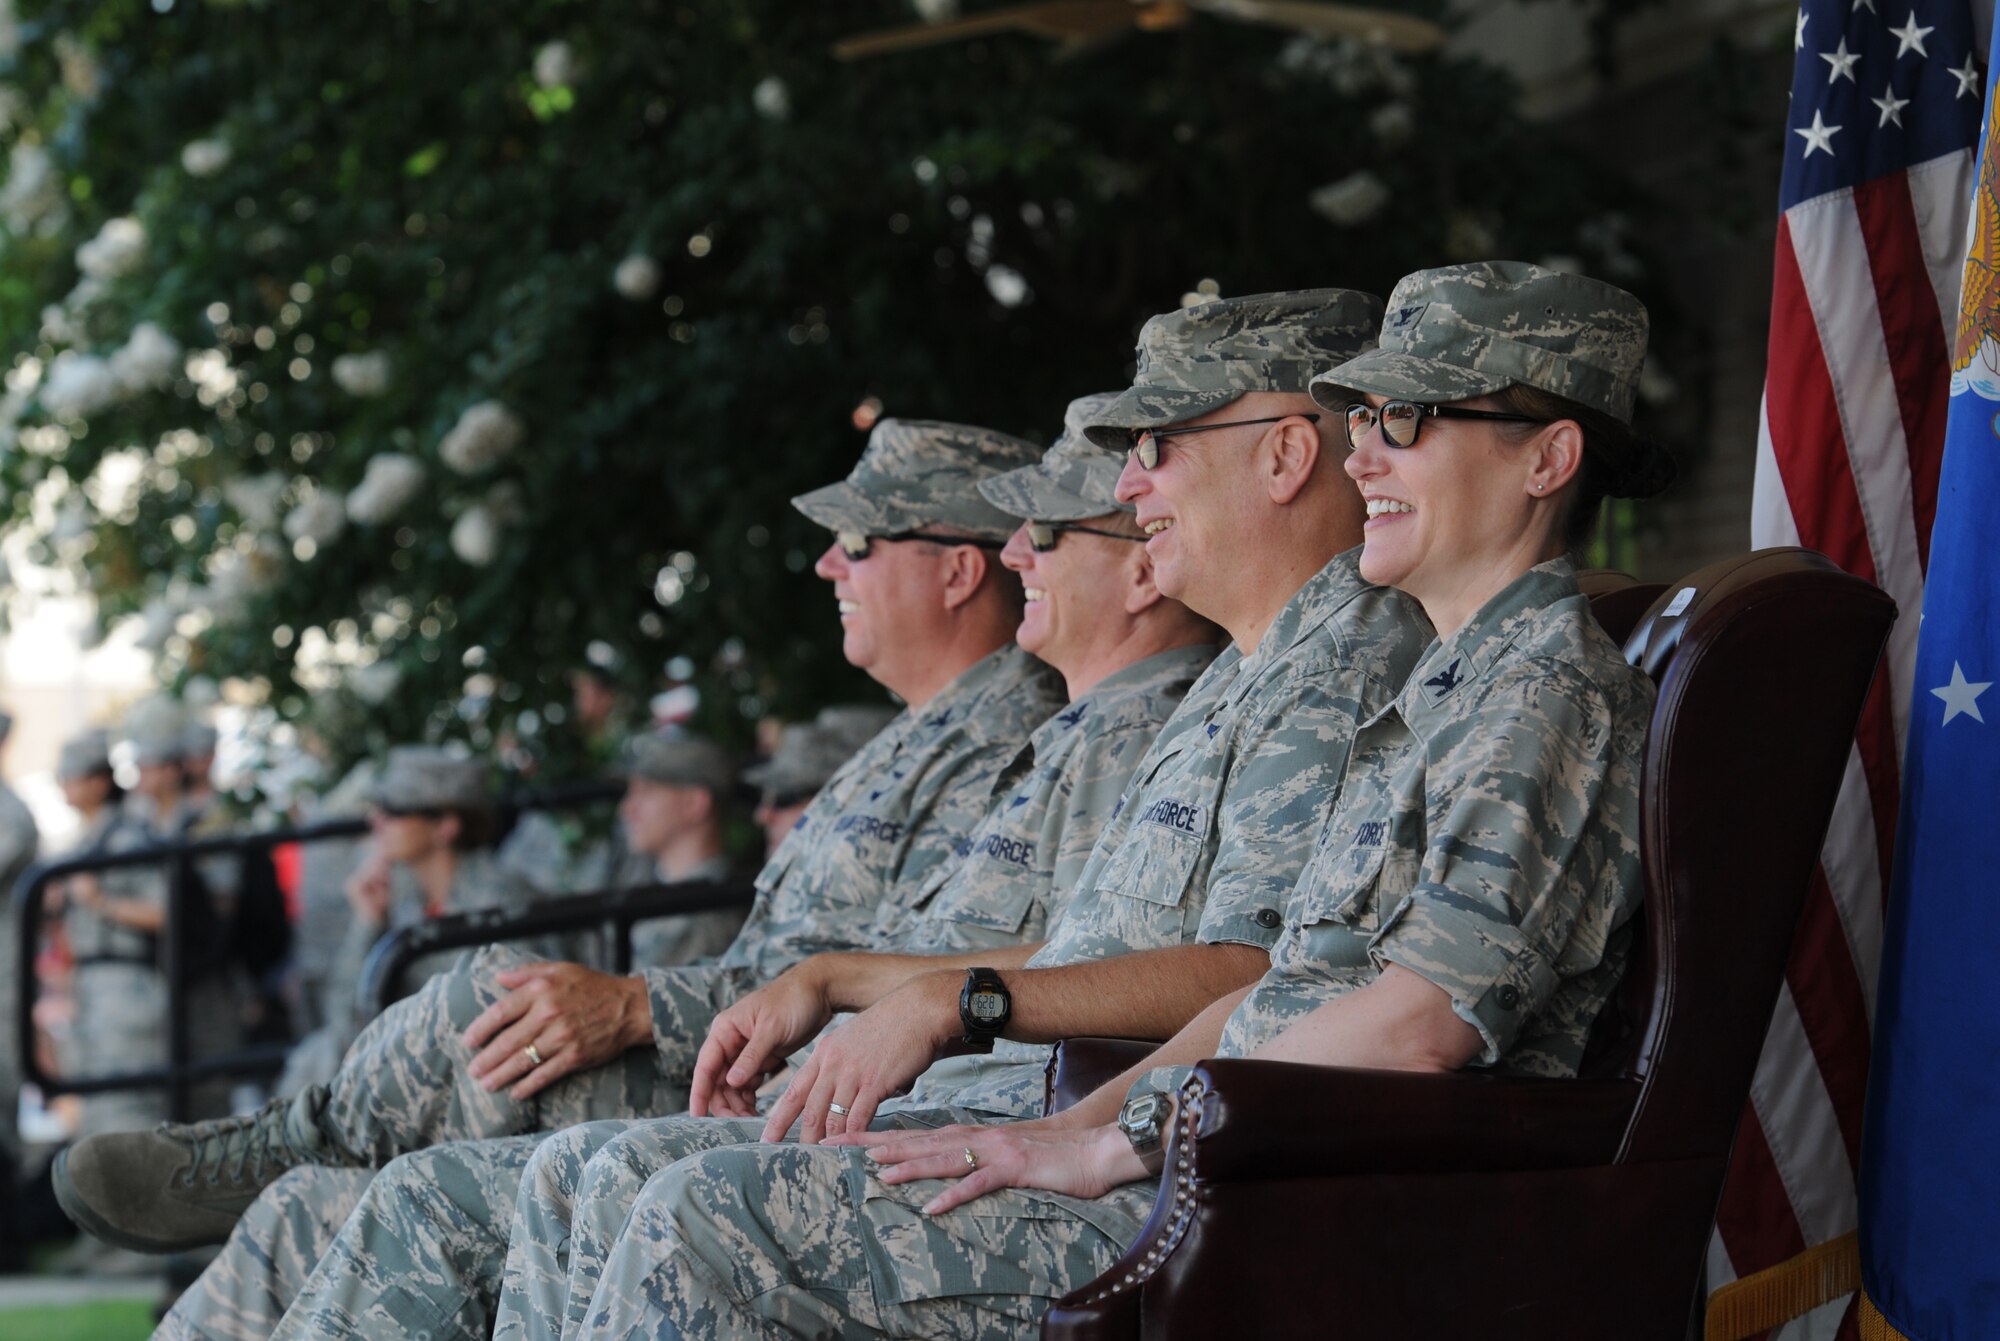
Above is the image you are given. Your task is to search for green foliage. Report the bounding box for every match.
[0,0,1669,775]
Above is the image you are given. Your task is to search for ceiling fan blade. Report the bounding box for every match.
[833,1,1137,60]
[1184,0,1447,52]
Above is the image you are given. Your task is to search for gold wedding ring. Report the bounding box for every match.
[523,1043,543,1068]
[828,1101,851,1117]
[963,1147,978,1169]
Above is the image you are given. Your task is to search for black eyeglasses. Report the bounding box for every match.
[1343,400,1545,451]
[1025,521,1147,553]
[1125,414,1320,470]
[836,529,1007,561]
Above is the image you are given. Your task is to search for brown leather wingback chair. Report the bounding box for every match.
[1040,548,1895,1341]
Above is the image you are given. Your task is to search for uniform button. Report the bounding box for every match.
[1254,908,1282,930]
[1495,985,1521,1010]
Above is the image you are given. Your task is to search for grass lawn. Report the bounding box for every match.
[0,1300,158,1339]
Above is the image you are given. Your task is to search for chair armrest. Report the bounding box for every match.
[1043,1038,1167,1117]
[1184,1058,1639,1177]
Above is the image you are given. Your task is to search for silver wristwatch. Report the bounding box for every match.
[1117,1089,1173,1176]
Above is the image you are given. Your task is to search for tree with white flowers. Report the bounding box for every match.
[0,0,1676,777]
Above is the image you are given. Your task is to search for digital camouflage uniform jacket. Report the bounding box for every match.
[1220,557,1655,1076]
[899,548,1430,1120]
[639,643,1066,1080]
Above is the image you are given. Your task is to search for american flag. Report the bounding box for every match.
[1725,1,1982,1336]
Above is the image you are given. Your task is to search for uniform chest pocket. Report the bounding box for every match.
[1298,822,1420,935]
[1092,810,1204,910]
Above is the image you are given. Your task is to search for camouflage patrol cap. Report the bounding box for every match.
[623,729,737,796]
[978,392,1133,523]
[1083,289,1385,451]
[743,703,898,801]
[1311,262,1665,493]
[57,728,113,780]
[792,419,1042,544]
[124,697,188,767]
[368,746,489,812]
[181,720,219,758]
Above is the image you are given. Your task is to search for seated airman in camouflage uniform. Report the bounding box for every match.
[61,418,1064,1336]
[244,391,1229,1340]
[580,262,1673,1341]
[272,748,544,1093]
[600,730,751,973]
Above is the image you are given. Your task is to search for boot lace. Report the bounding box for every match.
[167,1098,302,1190]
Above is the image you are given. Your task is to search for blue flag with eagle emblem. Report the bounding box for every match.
[1856,23,2000,1339]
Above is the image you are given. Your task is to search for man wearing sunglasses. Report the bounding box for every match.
[63,419,1069,1332]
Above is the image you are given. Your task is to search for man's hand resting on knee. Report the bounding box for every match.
[463,962,654,1100]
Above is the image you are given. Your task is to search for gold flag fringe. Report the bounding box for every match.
[1857,1290,1913,1341]
[1705,1232,1860,1340]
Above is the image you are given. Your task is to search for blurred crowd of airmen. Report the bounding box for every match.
[2,672,897,1275]
[34,260,1675,1339]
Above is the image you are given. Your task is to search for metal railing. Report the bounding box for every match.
[359,877,756,1015]
[6,779,716,1122]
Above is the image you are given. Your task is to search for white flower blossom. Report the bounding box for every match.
[1308,171,1390,227]
[1444,212,1499,259]
[349,659,403,706]
[345,453,426,525]
[752,76,790,121]
[438,399,526,474]
[613,253,662,300]
[108,322,182,393]
[1368,102,1415,146]
[283,490,347,548]
[38,303,80,347]
[983,264,1029,307]
[180,137,232,178]
[223,473,288,528]
[450,504,501,567]
[39,352,121,417]
[1,143,64,234]
[54,34,102,101]
[49,492,93,544]
[75,216,146,281]
[533,41,579,89]
[913,0,960,20]
[330,350,392,397]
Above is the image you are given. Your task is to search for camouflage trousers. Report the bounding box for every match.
[584,1141,1154,1339]
[491,1109,986,1341]
[158,942,723,1340]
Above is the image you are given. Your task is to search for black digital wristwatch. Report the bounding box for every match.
[958,967,1011,1051]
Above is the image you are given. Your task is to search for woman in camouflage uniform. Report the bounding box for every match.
[572,262,1677,1339]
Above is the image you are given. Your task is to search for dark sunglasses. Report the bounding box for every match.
[1343,400,1545,451]
[1124,413,1320,470]
[1025,521,1147,553]
[836,529,1006,561]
